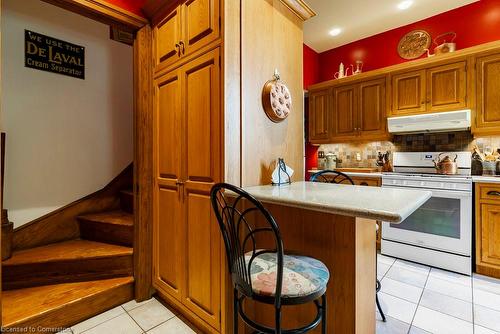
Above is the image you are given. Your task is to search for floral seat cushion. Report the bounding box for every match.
[245,252,329,298]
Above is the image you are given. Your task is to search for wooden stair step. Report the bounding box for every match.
[120,189,134,214]
[2,277,134,331]
[78,210,133,246]
[2,239,132,290]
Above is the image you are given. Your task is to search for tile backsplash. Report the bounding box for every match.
[318,132,500,168]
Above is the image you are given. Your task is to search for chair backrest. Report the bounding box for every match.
[210,183,284,302]
[309,170,355,185]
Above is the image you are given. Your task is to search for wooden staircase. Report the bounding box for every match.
[2,189,135,331]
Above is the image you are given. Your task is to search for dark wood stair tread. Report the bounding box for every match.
[78,210,133,227]
[2,277,134,328]
[3,239,132,266]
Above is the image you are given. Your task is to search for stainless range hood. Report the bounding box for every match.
[387,110,471,134]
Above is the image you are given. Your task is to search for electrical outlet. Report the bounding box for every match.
[356,152,362,161]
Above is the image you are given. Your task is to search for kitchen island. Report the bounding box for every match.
[239,181,431,334]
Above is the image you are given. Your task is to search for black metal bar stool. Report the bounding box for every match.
[309,170,387,322]
[210,183,329,334]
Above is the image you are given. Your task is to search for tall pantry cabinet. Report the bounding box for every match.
[151,0,224,332]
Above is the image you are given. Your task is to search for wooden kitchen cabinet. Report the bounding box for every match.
[358,78,387,139]
[427,62,467,112]
[154,0,220,70]
[330,78,388,142]
[154,7,182,68]
[475,183,500,279]
[332,84,358,140]
[391,70,426,115]
[390,61,467,116]
[351,176,382,249]
[474,52,500,135]
[153,48,222,331]
[308,89,332,143]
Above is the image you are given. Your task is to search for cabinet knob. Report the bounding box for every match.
[179,40,185,54]
[176,180,185,186]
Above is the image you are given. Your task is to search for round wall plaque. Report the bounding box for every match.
[262,71,292,123]
[398,30,431,60]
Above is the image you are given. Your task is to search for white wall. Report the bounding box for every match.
[1,0,134,228]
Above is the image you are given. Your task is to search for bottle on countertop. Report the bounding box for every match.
[325,152,337,170]
[317,151,326,170]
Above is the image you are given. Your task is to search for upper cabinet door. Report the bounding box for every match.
[358,77,387,138]
[427,62,467,112]
[391,70,426,116]
[182,0,220,56]
[476,53,500,134]
[155,6,182,68]
[308,89,331,143]
[332,84,358,139]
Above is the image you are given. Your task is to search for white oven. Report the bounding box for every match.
[381,152,473,275]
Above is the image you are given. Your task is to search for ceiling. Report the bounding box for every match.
[304,0,478,53]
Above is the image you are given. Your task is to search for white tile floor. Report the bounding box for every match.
[63,254,500,334]
[376,254,500,334]
[63,298,196,334]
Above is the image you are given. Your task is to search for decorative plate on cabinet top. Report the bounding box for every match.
[262,70,292,123]
[397,30,431,60]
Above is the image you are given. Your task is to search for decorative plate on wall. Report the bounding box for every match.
[262,70,292,123]
[398,30,432,60]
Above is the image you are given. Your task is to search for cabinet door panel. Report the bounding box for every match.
[153,69,184,300]
[308,89,331,143]
[181,48,221,329]
[391,70,426,115]
[156,72,182,179]
[183,0,220,56]
[333,84,357,139]
[480,203,500,267]
[155,7,181,68]
[184,50,220,183]
[476,53,500,133]
[154,187,184,300]
[427,62,467,112]
[359,78,387,137]
[184,191,221,328]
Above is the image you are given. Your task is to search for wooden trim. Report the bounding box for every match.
[12,165,132,251]
[41,0,148,31]
[1,0,3,325]
[279,0,316,21]
[309,40,500,91]
[133,25,154,301]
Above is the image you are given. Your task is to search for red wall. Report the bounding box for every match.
[317,0,500,82]
[106,0,147,17]
[303,0,500,174]
[303,44,320,89]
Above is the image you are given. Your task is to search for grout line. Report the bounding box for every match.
[124,299,176,333]
[124,310,150,333]
[472,276,476,334]
[77,306,127,334]
[406,263,431,334]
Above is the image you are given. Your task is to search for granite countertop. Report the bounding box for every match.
[242,181,431,223]
[472,175,500,184]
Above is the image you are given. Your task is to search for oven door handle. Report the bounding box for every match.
[487,190,500,196]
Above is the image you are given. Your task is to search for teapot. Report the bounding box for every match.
[434,153,458,175]
[334,62,351,79]
[426,32,456,57]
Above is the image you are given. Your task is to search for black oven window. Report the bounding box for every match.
[390,197,461,239]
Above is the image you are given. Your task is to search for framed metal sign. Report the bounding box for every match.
[25,30,85,79]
